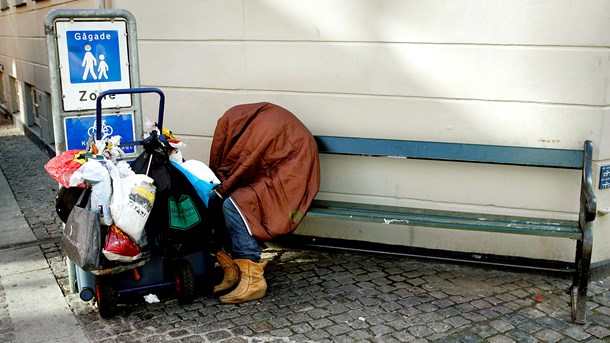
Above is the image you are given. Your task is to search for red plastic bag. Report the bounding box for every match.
[102,225,142,263]
[44,150,86,188]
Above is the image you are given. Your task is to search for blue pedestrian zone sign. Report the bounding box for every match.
[67,30,121,84]
[64,113,136,154]
[55,20,131,111]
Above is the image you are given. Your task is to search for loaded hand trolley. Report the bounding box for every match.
[74,88,214,318]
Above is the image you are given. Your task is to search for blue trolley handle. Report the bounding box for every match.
[95,87,165,141]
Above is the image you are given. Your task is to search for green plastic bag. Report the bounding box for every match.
[168,194,201,230]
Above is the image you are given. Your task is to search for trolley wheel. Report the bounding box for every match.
[174,259,195,304]
[95,277,118,319]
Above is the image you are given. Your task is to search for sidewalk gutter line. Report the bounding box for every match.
[0,236,62,252]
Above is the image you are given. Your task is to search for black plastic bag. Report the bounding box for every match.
[145,162,212,258]
[131,131,172,192]
[55,186,91,224]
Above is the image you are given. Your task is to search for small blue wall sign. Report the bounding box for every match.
[600,165,610,189]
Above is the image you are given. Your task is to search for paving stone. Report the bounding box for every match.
[588,313,610,327]
[586,325,610,339]
[432,298,455,308]
[329,313,353,325]
[456,330,484,343]
[304,329,330,341]
[347,329,372,341]
[462,311,489,322]
[470,324,497,338]
[437,307,461,318]
[380,300,402,312]
[418,311,444,323]
[325,324,351,336]
[517,320,545,334]
[507,329,539,343]
[387,331,417,342]
[433,337,461,343]
[471,299,492,309]
[536,316,566,331]
[269,328,292,337]
[562,325,591,341]
[444,315,471,328]
[455,303,476,312]
[534,328,563,343]
[370,324,393,336]
[385,319,408,331]
[230,326,254,336]
[415,302,439,313]
[289,322,312,335]
[408,325,435,338]
[596,306,610,316]
[489,320,515,333]
[428,321,453,333]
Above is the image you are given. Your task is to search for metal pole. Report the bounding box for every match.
[44,8,142,294]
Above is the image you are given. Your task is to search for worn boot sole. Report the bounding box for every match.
[213,281,239,296]
[219,289,266,304]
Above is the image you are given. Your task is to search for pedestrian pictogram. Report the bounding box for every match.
[66,30,122,84]
[98,54,109,80]
[82,44,98,80]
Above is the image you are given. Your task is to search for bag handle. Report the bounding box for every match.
[76,187,91,209]
[146,153,153,176]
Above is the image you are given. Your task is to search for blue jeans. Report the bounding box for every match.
[223,198,260,262]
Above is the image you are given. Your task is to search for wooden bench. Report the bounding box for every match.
[303,136,596,324]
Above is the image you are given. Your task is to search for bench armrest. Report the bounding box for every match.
[580,140,597,224]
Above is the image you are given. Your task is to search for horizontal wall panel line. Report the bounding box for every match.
[138,39,610,50]
[141,85,606,109]
[0,56,49,69]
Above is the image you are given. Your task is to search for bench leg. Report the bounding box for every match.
[571,222,593,325]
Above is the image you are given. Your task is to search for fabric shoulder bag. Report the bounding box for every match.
[61,188,102,271]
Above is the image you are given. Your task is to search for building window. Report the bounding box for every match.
[0,73,7,113]
[9,77,19,115]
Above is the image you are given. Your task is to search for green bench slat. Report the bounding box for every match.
[308,200,582,239]
[315,136,584,169]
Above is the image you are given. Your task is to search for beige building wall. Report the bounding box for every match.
[1,0,610,265]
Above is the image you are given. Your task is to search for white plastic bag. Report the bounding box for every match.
[105,135,126,162]
[110,173,156,244]
[115,160,135,178]
[169,150,183,164]
[181,160,220,184]
[69,160,113,225]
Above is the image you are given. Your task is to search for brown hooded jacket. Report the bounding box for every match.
[209,102,320,241]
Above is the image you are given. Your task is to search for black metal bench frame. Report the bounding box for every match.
[305,136,596,324]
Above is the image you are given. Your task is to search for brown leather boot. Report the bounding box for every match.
[219,259,268,304]
[213,250,240,295]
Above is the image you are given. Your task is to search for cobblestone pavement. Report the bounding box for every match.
[0,121,609,342]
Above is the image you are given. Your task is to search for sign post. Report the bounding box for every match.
[45,9,142,156]
[44,9,142,293]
